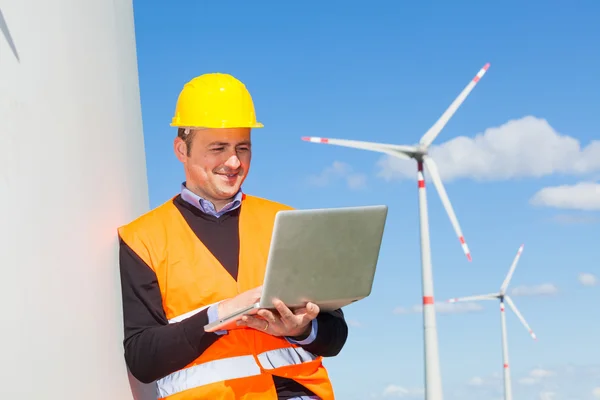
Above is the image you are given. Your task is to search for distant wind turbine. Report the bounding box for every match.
[446,244,538,400]
[302,63,491,400]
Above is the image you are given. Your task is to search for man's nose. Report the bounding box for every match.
[224,154,241,169]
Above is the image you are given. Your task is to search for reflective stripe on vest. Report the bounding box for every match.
[167,304,211,324]
[156,347,318,398]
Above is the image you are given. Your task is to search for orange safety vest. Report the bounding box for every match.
[118,194,335,400]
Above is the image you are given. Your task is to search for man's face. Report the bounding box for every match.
[174,127,252,208]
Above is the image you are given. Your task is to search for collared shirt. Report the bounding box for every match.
[179,182,318,346]
[180,182,243,218]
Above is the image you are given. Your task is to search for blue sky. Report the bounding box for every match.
[132,1,600,399]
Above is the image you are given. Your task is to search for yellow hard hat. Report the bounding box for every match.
[170,73,264,129]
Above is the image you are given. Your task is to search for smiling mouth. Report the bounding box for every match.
[218,173,239,179]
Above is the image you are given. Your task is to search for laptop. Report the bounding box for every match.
[203,204,388,332]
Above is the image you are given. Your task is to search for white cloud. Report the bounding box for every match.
[510,283,558,297]
[531,369,557,379]
[578,273,598,287]
[376,116,600,182]
[539,390,557,400]
[518,368,557,386]
[463,373,503,393]
[460,365,599,400]
[347,319,362,328]
[393,301,484,315]
[467,377,484,386]
[530,182,600,211]
[519,377,538,385]
[592,387,600,398]
[307,160,367,190]
[382,385,424,398]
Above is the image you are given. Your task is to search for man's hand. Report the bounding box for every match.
[237,298,319,338]
[217,286,263,320]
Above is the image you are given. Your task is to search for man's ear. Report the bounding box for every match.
[173,137,188,162]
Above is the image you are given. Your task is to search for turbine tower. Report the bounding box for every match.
[2,0,150,398]
[446,244,538,400]
[302,63,490,400]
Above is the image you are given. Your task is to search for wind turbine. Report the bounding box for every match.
[446,244,538,400]
[301,63,490,400]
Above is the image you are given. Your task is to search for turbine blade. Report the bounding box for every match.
[419,63,490,147]
[302,136,417,154]
[447,293,499,303]
[301,136,416,159]
[500,244,525,294]
[423,155,472,261]
[504,296,537,341]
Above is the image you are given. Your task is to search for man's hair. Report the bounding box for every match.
[177,128,196,156]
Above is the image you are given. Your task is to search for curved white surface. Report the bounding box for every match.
[1,1,150,398]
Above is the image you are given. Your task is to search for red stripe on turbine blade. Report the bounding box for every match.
[418,180,425,188]
[459,236,465,244]
[423,296,434,305]
[466,253,472,262]
[321,138,329,143]
[473,76,480,82]
[530,330,537,340]
[504,364,509,369]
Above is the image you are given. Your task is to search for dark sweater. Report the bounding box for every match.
[119,194,348,398]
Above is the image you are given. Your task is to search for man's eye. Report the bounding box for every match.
[238,147,250,152]
[211,147,224,152]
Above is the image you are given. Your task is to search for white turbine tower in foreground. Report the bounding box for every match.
[447,244,538,400]
[2,0,150,398]
[302,63,490,400]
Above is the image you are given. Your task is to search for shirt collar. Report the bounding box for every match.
[180,182,243,218]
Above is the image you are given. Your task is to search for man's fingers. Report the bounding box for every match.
[273,299,295,322]
[257,309,277,323]
[239,315,270,331]
[292,303,320,317]
[246,300,320,336]
[306,302,320,317]
[296,303,319,326]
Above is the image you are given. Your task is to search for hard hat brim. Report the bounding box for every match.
[170,122,264,128]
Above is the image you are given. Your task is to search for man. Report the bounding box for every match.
[118,72,348,400]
